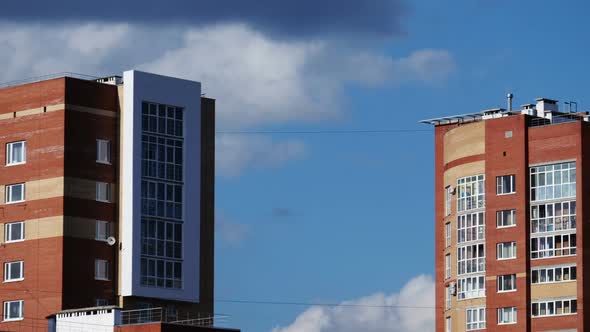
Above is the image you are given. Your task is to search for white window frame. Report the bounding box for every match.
[497,274,516,292]
[445,223,451,248]
[532,298,577,317]
[445,254,451,279]
[445,286,452,310]
[457,244,485,275]
[466,307,486,331]
[531,201,576,234]
[498,307,517,325]
[446,316,451,332]
[3,261,23,282]
[445,186,452,216]
[5,222,24,243]
[96,182,112,203]
[531,233,576,259]
[5,183,25,204]
[457,175,485,212]
[531,265,576,284]
[530,162,576,202]
[6,141,26,166]
[496,209,516,228]
[94,259,110,281]
[457,275,486,300]
[496,175,516,195]
[497,242,517,260]
[95,220,110,241]
[457,212,485,244]
[3,300,23,321]
[96,139,112,164]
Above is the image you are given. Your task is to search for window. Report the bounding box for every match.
[531,201,576,233]
[457,244,485,275]
[445,223,451,248]
[497,242,516,260]
[96,139,111,164]
[445,186,452,216]
[466,307,485,330]
[532,265,576,284]
[497,175,515,195]
[457,175,485,212]
[504,130,513,138]
[457,212,484,244]
[445,286,452,309]
[3,300,23,321]
[95,259,109,280]
[96,182,111,202]
[446,317,451,332]
[532,298,577,317]
[6,141,26,166]
[530,162,576,202]
[95,220,110,241]
[497,274,516,292]
[498,307,516,324]
[531,234,576,259]
[458,275,485,300]
[4,261,23,282]
[5,183,25,204]
[445,254,451,279]
[496,209,516,228]
[95,299,108,306]
[5,222,24,243]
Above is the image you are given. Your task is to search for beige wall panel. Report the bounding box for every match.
[64,177,96,200]
[443,160,486,188]
[453,297,486,331]
[63,216,97,239]
[531,282,577,299]
[25,177,64,201]
[443,121,485,164]
[24,216,64,240]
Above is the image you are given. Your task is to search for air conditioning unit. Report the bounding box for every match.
[449,186,456,195]
[449,282,457,296]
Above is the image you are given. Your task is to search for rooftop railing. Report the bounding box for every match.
[120,307,229,327]
[529,113,584,127]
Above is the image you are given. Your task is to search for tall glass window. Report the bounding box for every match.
[140,101,184,289]
[530,162,576,201]
[457,175,485,212]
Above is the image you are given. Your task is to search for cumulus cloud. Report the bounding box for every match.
[216,134,306,176]
[272,275,434,332]
[0,22,455,175]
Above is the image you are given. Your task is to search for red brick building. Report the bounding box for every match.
[0,71,222,331]
[423,99,588,332]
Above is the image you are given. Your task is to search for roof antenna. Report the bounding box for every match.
[507,93,514,112]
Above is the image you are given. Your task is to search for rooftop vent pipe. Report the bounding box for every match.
[507,93,513,112]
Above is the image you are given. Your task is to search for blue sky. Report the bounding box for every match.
[2,1,590,331]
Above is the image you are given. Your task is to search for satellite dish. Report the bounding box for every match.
[107,236,117,246]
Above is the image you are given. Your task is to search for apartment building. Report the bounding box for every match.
[0,70,224,331]
[422,98,589,332]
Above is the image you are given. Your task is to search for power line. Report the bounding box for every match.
[215,129,431,135]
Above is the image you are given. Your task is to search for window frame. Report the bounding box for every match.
[95,220,110,242]
[5,141,26,166]
[445,222,451,248]
[445,254,451,279]
[532,298,577,317]
[96,139,112,165]
[457,275,486,300]
[3,261,24,282]
[496,175,516,195]
[497,307,517,325]
[94,259,110,281]
[5,183,25,204]
[5,222,25,243]
[497,274,517,292]
[531,233,577,259]
[445,186,452,216]
[3,300,23,321]
[497,242,517,260]
[95,182,112,203]
[531,200,576,234]
[446,316,451,332]
[531,265,576,284]
[457,175,485,212]
[530,162,576,202]
[457,212,485,244]
[457,244,485,275]
[496,209,516,228]
[466,307,486,331]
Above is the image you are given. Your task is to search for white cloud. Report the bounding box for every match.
[0,22,455,175]
[272,275,434,332]
[216,212,251,246]
[216,134,306,176]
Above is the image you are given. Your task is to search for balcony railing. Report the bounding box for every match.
[120,307,229,327]
[529,114,584,127]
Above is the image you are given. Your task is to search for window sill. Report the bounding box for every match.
[3,318,24,322]
[5,162,26,167]
[96,160,112,165]
[497,224,517,229]
[94,277,110,281]
[96,199,112,203]
[3,278,24,283]
[5,200,25,205]
[497,257,517,261]
[4,239,25,244]
[532,280,577,285]
[498,322,517,325]
[497,289,517,293]
[497,192,516,196]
